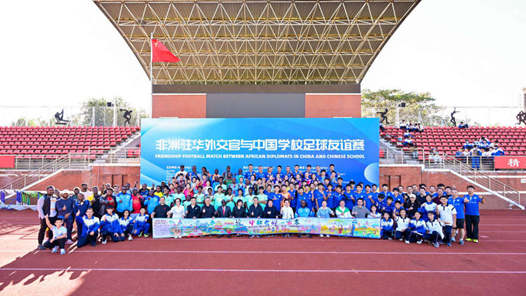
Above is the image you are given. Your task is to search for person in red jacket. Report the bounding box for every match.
[131,188,143,214]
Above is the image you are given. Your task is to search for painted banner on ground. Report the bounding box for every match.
[141,118,379,185]
[152,218,380,239]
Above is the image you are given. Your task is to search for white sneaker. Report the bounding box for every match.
[178,235,182,239]
[128,235,133,241]
[405,240,410,244]
[60,249,66,255]
[65,239,74,245]
[51,246,59,253]
[320,234,324,238]
[102,240,107,245]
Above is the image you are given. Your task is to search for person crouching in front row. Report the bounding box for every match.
[380,212,394,240]
[100,206,122,244]
[395,209,411,243]
[77,207,100,248]
[132,207,150,238]
[42,215,67,255]
[425,211,444,248]
[118,210,134,241]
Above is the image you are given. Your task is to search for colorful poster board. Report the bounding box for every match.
[153,218,380,239]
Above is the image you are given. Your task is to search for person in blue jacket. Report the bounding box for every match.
[100,206,122,244]
[295,187,311,211]
[77,207,100,248]
[132,207,150,237]
[74,193,90,237]
[116,187,132,217]
[342,184,355,210]
[56,191,76,244]
[145,191,160,214]
[267,185,282,212]
[118,210,134,241]
[408,211,426,244]
[332,186,344,211]
[296,200,313,217]
[380,212,394,240]
[314,184,326,210]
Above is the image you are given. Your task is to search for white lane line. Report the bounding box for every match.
[1,267,526,274]
[1,250,526,255]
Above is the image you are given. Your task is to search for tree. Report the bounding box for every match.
[76,97,147,126]
[11,117,56,127]
[361,89,448,126]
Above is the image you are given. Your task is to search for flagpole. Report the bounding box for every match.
[150,32,153,118]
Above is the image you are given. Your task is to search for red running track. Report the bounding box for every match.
[0,209,525,296]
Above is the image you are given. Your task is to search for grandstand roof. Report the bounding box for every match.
[94,0,420,85]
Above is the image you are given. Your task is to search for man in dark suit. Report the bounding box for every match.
[201,197,215,218]
[216,200,232,218]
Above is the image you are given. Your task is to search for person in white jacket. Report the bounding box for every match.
[280,200,294,238]
[168,198,186,239]
[425,211,444,248]
[280,199,294,219]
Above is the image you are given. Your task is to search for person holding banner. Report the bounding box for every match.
[335,200,352,218]
[232,200,247,218]
[316,200,334,219]
[263,200,279,218]
[186,197,201,219]
[201,197,215,218]
[352,199,371,218]
[248,197,263,218]
[216,200,232,218]
[296,200,314,217]
[168,198,185,219]
[280,199,294,220]
[151,197,170,219]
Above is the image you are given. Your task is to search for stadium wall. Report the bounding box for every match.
[151,84,361,118]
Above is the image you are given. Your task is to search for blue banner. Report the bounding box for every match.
[141,118,379,185]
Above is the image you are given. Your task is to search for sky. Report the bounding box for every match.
[0,0,524,125]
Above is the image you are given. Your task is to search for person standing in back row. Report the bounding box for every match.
[37,186,58,250]
[464,185,484,243]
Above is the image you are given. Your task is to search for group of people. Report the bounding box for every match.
[36,164,484,254]
[455,137,504,169]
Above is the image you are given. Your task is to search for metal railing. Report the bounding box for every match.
[421,151,522,209]
[1,155,73,190]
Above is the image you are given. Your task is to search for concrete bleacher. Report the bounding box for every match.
[0,126,139,160]
[381,126,526,156]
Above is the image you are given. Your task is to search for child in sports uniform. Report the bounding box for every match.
[408,211,426,244]
[43,215,67,255]
[395,209,411,243]
[77,207,100,248]
[100,206,122,244]
[380,212,394,240]
[118,210,134,241]
[437,196,456,247]
[425,212,444,248]
[132,207,150,237]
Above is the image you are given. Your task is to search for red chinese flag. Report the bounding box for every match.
[151,39,180,63]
